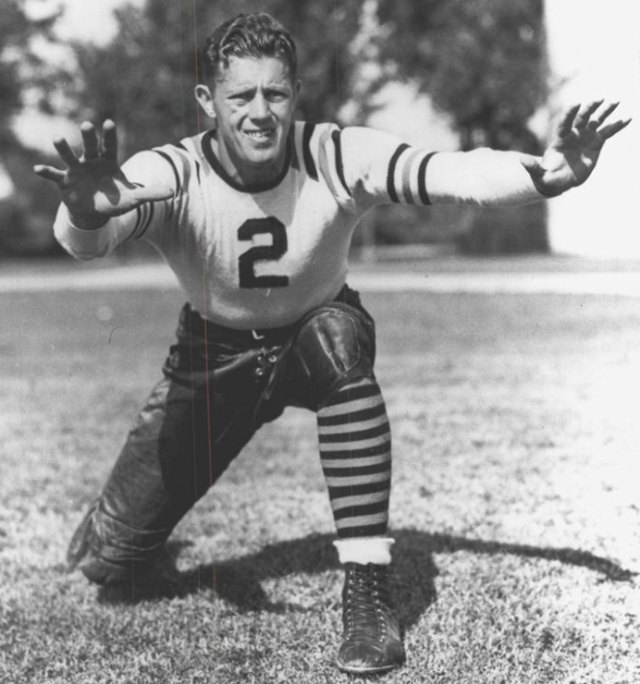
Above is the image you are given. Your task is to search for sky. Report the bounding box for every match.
[31,0,143,45]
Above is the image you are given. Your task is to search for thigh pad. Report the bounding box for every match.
[289,302,376,407]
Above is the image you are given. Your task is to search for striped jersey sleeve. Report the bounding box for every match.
[122,144,193,242]
[53,147,181,260]
[300,124,438,212]
[294,122,353,204]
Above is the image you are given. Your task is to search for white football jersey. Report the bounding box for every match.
[54,122,436,329]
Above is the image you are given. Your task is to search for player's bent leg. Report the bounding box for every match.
[289,300,405,673]
[67,375,258,585]
[67,378,197,583]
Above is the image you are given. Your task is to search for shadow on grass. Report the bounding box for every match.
[96,529,635,629]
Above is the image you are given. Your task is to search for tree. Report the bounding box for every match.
[369,0,549,255]
[0,0,60,134]
[377,0,547,153]
[0,1,34,129]
[0,1,63,256]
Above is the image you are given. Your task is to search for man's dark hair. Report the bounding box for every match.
[201,13,298,82]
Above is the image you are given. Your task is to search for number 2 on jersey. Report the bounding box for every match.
[238,217,290,289]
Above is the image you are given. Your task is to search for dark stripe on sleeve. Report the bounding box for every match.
[195,160,201,185]
[134,202,147,238]
[302,122,318,180]
[134,204,143,233]
[386,143,410,203]
[153,149,181,194]
[124,205,142,242]
[417,152,437,205]
[136,201,154,239]
[331,130,352,197]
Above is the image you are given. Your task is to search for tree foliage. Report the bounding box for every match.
[0,1,36,129]
[0,1,64,255]
[0,0,59,140]
[377,0,546,152]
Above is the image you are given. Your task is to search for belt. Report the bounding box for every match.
[185,284,355,345]
[185,306,297,345]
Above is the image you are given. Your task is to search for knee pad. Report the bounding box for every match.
[292,304,376,406]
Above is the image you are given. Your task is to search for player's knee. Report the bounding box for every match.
[67,501,167,584]
[292,306,375,403]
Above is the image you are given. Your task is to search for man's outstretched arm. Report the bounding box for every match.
[425,100,631,206]
[34,120,174,259]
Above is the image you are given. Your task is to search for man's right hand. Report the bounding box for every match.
[33,120,174,229]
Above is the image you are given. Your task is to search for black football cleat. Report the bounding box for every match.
[336,563,406,674]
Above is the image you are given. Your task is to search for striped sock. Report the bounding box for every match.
[317,378,391,539]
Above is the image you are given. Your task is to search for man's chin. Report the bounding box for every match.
[243,150,284,172]
[242,140,279,158]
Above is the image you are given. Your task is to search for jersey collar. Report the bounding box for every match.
[201,129,292,193]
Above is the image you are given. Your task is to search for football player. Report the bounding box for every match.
[34,13,629,675]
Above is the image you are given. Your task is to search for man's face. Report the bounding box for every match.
[202,56,299,185]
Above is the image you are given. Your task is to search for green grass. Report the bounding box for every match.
[1,283,639,683]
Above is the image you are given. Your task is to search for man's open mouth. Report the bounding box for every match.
[244,128,276,141]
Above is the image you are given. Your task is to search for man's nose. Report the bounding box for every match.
[249,93,270,120]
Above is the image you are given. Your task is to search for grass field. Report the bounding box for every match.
[1,280,639,683]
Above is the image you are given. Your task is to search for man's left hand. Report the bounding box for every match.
[521,100,631,197]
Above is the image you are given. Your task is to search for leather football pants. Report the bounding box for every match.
[69,285,377,581]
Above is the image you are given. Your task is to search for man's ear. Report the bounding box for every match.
[194,84,216,119]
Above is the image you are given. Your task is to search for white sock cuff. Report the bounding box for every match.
[333,537,394,565]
